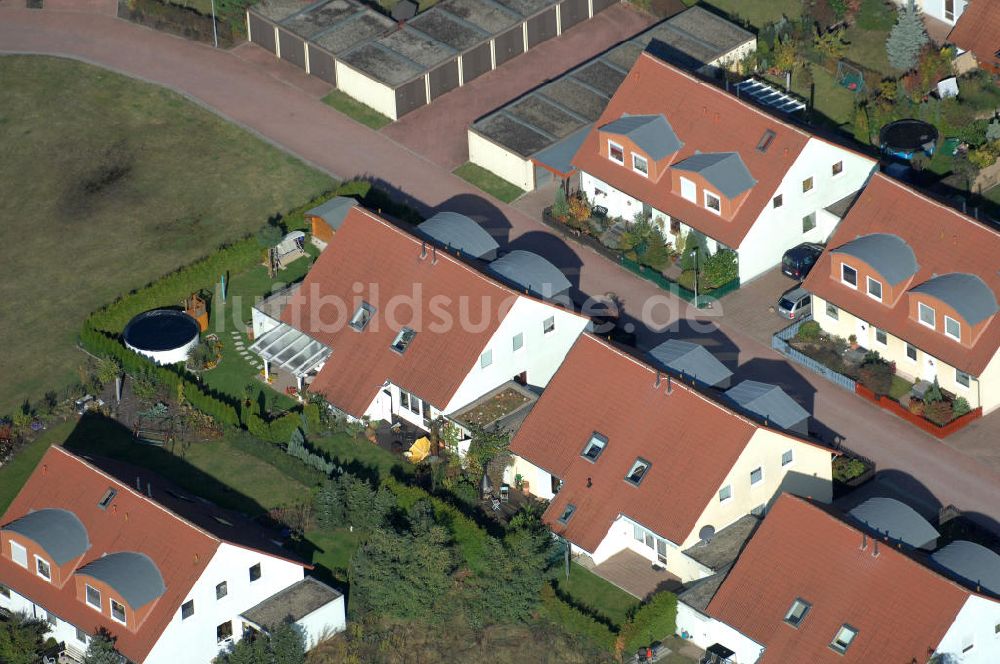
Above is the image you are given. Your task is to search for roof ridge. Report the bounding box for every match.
[875,173,1000,240]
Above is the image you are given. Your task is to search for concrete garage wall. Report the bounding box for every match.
[277,29,306,69]
[557,0,590,32]
[336,61,399,120]
[468,130,534,191]
[494,26,525,67]
[396,76,429,117]
[526,8,558,48]
[248,12,276,55]
[307,45,336,85]
[429,59,461,100]
[461,42,493,84]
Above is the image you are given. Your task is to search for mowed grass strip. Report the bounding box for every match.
[322,90,393,130]
[0,55,332,416]
[453,162,525,203]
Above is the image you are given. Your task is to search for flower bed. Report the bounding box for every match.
[855,383,982,438]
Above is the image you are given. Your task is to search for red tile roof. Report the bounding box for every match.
[572,52,811,248]
[802,173,1000,375]
[282,208,578,417]
[0,447,220,663]
[949,0,1000,68]
[511,335,767,550]
[707,494,973,663]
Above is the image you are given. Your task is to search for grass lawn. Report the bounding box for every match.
[767,68,856,129]
[0,56,332,417]
[311,431,414,482]
[453,163,525,204]
[306,527,362,586]
[699,0,801,29]
[322,90,393,130]
[842,26,893,76]
[553,562,640,630]
[0,420,76,514]
[889,375,915,401]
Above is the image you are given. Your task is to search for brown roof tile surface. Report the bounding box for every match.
[949,0,1000,67]
[282,208,523,416]
[707,494,971,663]
[0,447,221,663]
[510,335,759,550]
[572,52,810,248]
[802,173,1000,375]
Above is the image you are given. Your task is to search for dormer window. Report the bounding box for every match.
[581,433,607,461]
[625,458,650,486]
[35,556,51,581]
[841,264,857,288]
[349,302,375,331]
[704,191,721,214]
[9,541,27,568]
[110,599,126,625]
[391,327,416,353]
[557,504,576,524]
[680,177,696,203]
[866,277,882,302]
[830,624,858,654]
[918,303,936,328]
[944,316,961,341]
[86,584,102,610]
[608,140,624,165]
[784,598,811,627]
[632,154,648,177]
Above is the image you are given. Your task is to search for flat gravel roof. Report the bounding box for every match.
[254,0,316,22]
[281,0,361,38]
[506,95,582,139]
[537,77,609,121]
[378,26,456,69]
[572,60,627,97]
[408,8,488,51]
[312,10,395,54]
[476,113,553,157]
[341,42,425,85]
[495,0,556,18]
[437,0,520,34]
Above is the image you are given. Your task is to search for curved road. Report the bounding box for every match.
[2,2,998,528]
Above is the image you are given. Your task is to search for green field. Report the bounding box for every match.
[0,56,332,417]
[323,90,393,130]
[700,0,802,29]
[453,163,525,204]
[553,562,641,630]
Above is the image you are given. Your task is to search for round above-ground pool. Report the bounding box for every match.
[879,119,938,161]
[123,309,200,365]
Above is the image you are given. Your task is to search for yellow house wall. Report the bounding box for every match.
[506,454,556,500]
[681,428,833,549]
[334,62,398,121]
[812,295,986,410]
[468,130,535,191]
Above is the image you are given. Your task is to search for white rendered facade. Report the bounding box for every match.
[675,601,764,664]
[934,594,1000,663]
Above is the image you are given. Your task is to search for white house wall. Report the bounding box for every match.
[334,62,398,121]
[468,129,535,192]
[892,0,966,23]
[295,596,347,649]
[676,602,764,664]
[736,139,875,283]
[507,454,556,500]
[0,587,90,657]
[443,297,587,413]
[581,172,641,222]
[586,515,714,581]
[145,543,305,664]
[934,594,1000,663]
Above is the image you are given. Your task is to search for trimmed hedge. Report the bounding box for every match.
[619,591,677,653]
[227,431,326,487]
[539,584,617,651]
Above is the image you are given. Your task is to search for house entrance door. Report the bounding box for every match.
[922,354,937,382]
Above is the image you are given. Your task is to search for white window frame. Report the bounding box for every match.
[625,458,651,486]
[86,584,102,610]
[217,620,234,643]
[875,328,887,346]
[750,466,764,486]
[557,504,576,524]
[391,327,417,354]
[35,555,51,582]
[543,316,555,334]
[955,368,971,389]
[110,599,127,626]
[216,581,228,600]
[608,140,624,165]
[512,332,523,352]
[781,449,794,467]
[944,316,961,341]
[10,540,27,568]
[866,276,883,302]
[704,190,722,215]
[841,264,858,288]
[480,349,492,369]
[679,176,697,203]
[830,625,858,654]
[718,484,732,503]
[632,153,649,177]
[918,302,936,329]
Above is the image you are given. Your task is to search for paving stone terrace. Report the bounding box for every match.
[470,7,754,160]
[254,0,562,87]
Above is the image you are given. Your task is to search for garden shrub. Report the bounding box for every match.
[618,591,678,654]
[924,399,953,426]
[833,456,868,482]
[552,187,570,221]
[952,397,971,418]
[796,320,822,341]
[679,231,706,271]
[286,428,335,475]
[227,430,325,487]
[858,356,893,396]
[539,584,616,652]
[701,249,738,288]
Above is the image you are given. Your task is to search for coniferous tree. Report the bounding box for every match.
[82,631,124,664]
[886,0,929,72]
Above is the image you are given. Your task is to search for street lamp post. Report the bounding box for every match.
[690,248,699,308]
[210,0,218,49]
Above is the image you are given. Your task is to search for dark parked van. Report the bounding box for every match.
[781,243,824,280]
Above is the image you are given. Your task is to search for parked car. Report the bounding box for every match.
[777,286,812,320]
[781,243,824,280]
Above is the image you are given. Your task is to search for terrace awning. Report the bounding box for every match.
[249,323,331,378]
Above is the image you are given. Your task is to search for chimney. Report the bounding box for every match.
[146,483,152,498]
[587,477,593,488]
[420,241,427,260]
[860,532,868,550]
[872,540,880,558]
[655,370,662,389]
[666,374,673,395]
[431,245,438,265]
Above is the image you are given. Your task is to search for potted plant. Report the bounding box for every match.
[848,334,859,350]
[362,416,378,444]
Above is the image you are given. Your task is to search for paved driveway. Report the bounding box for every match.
[2,3,998,530]
[715,267,803,345]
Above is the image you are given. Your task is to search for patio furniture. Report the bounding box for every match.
[499,483,510,502]
[491,497,502,511]
[403,436,431,463]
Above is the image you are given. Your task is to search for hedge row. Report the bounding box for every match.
[619,591,678,654]
[226,430,326,488]
[539,584,617,652]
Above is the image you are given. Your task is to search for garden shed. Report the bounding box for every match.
[247,0,618,121]
[647,339,732,389]
[467,6,755,190]
[724,380,809,436]
[306,196,358,249]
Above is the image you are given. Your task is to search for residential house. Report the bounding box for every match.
[948,0,1000,74]
[893,0,967,27]
[508,334,834,584]
[304,196,358,251]
[251,206,588,434]
[802,173,1000,414]
[573,52,877,283]
[687,493,1000,663]
[0,447,345,663]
